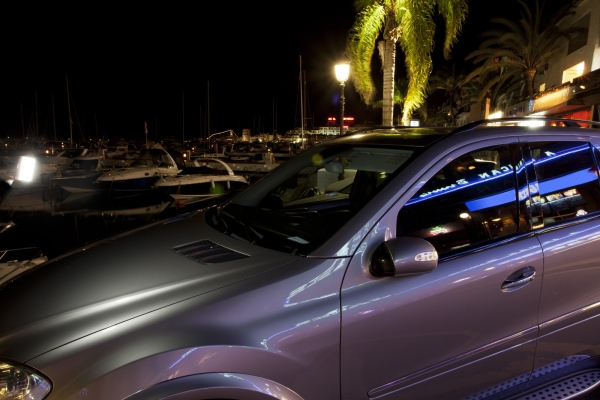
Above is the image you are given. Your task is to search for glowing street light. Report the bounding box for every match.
[335,62,350,135]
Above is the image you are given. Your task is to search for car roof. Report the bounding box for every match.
[330,118,600,149]
[329,127,455,148]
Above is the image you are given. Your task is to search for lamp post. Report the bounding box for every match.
[335,62,350,135]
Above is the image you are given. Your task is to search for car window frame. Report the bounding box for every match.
[373,137,539,264]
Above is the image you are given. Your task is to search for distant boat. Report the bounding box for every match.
[102,144,139,168]
[95,144,180,193]
[199,152,279,183]
[153,158,248,201]
[49,153,106,202]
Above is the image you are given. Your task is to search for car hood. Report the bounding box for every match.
[0,209,302,362]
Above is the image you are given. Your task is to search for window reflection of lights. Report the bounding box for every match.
[564,189,578,196]
[485,267,495,271]
[406,165,517,205]
[460,213,470,219]
[492,218,501,222]
[468,166,476,170]
[576,209,588,216]
[532,145,589,165]
[430,226,448,235]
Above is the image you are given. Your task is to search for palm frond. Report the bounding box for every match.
[436,0,468,59]
[346,3,386,105]
[398,0,436,120]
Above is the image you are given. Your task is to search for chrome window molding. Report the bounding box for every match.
[439,232,537,264]
[532,212,600,236]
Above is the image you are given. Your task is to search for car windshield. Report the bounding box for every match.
[206,142,419,255]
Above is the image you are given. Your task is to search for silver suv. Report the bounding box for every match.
[3,118,600,400]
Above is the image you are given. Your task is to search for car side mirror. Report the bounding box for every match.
[369,237,438,277]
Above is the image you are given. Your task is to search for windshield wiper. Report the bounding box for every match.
[221,205,262,244]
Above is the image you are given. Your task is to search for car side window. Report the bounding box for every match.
[397,144,522,257]
[528,141,600,227]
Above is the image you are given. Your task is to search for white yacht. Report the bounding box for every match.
[96,144,181,193]
[153,159,248,201]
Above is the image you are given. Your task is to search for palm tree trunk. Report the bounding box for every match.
[525,69,536,98]
[382,38,397,126]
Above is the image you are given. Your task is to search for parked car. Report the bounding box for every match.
[3,118,600,400]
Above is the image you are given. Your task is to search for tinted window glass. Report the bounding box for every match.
[397,144,520,256]
[528,141,600,227]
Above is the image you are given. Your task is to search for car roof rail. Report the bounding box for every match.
[454,117,600,133]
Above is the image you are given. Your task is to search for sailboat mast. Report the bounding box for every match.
[303,71,308,130]
[207,81,210,139]
[66,76,73,147]
[52,94,57,140]
[20,102,25,139]
[299,55,304,150]
[35,91,39,139]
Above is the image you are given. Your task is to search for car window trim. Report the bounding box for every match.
[438,231,538,264]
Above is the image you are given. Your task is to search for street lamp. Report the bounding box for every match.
[335,62,350,135]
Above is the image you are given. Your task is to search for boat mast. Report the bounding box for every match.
[20,102,25,139]
[207,81,210,141]
[66,76,73,147]
[299,55,304,150]
[35,91,39,139]
[52,94,57,140]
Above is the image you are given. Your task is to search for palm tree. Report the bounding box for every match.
[373,78,408,125]
[346,0,468,126]
[465,0,579,101]
[428,64,469,125]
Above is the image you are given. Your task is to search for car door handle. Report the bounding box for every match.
[501,269,536,290]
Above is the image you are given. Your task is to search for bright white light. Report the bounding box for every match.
[335,63,350,83]
[460,213,470,219]
[16,156,36,182]
[518,120,545,127]
[410,120,420,126]
[488,111,503,119]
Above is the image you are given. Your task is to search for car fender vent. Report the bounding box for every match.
[173,240,249,264]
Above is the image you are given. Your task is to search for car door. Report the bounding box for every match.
[525,138,600,376]
[341,140,543,400]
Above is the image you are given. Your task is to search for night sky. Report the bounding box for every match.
[1,0,567,143]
